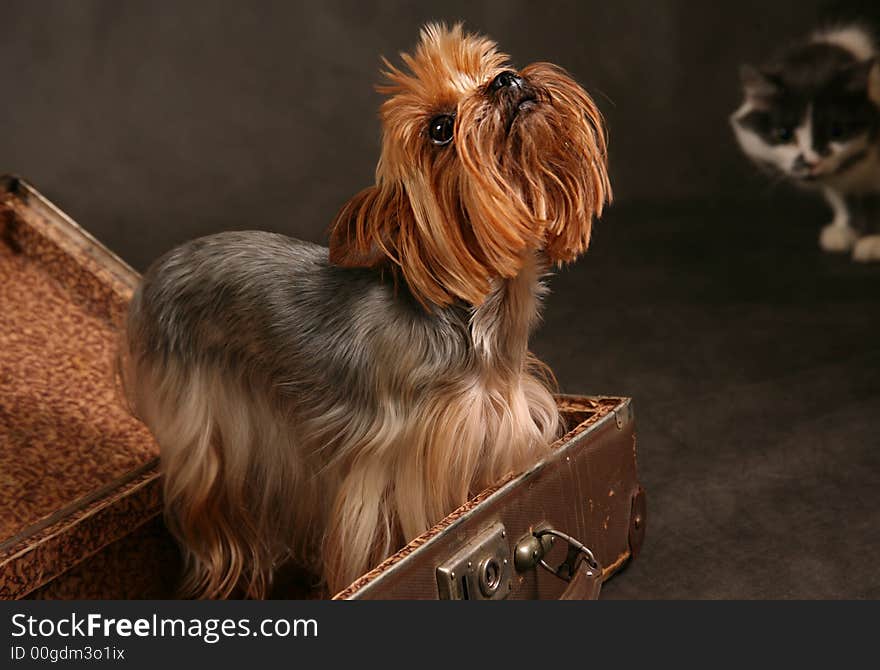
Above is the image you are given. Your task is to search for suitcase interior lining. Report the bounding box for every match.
[0,187,158,556]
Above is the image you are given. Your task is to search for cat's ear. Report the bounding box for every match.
[871,61,880,107]
[838,59,875,92]
[838,59,880,105]
[740,64,779,99]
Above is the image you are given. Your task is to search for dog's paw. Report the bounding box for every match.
[819,223,858,253]
[852,235,880,263]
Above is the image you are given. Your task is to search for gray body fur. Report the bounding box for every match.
[125,230,559,595]
[134,232,471,400]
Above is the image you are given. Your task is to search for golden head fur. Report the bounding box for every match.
[121,23,611,598]
[330,23,611,308]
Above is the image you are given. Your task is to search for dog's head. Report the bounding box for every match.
[330,23,611,308]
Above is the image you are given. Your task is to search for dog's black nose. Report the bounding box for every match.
[490,70,522,91]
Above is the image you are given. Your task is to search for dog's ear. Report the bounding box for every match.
[523,64,611,265]
[330,176,493,309]
[329,184,407,268]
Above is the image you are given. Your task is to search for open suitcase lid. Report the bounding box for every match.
[0,175,162,598]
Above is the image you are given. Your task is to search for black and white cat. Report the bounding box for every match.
[731,25,880,262]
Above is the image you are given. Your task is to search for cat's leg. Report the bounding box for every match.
[852,235,880,262]
[819,188,858,252]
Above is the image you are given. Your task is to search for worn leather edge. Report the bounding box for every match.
[0,175,139,294]
[0,458,160,556]
[0,465,162,599]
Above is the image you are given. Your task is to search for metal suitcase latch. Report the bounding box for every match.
[436,522,512,600]
[435,522,603,600]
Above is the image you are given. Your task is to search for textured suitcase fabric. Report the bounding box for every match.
[0,176,645,600]
[0,176,162,599]
[27,517,179,599]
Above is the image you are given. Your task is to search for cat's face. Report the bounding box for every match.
[731,45,879,185]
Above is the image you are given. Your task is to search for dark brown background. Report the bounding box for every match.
[0,0,873,268]
[2,1,879,599]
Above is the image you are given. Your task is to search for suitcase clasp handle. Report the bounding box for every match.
[514,527,603,600]
[533,528,600,581]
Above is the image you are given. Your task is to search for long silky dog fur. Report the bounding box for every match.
[121,23,610,598]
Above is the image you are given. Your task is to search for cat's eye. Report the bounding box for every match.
[773,126,794,143]
[428,114,455,146]
[829,123,845,140]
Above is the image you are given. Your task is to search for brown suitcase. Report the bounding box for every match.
[0,176,645,600]
[337,395,645,600]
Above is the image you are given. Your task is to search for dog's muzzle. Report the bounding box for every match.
[489,70,538,123]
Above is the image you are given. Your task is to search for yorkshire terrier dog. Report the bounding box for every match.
[122,23,610,598]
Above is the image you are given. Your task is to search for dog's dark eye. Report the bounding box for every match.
[428,114,454,146]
